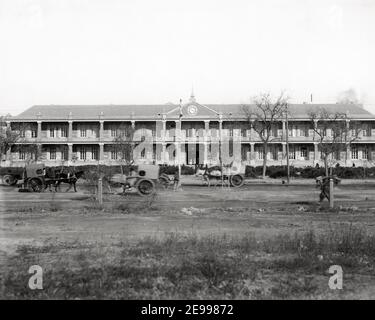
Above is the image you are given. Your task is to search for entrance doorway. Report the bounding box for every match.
[185,143,205,165]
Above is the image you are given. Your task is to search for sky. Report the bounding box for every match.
[0,0,374,116]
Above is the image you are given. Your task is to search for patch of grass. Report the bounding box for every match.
[2,226,375,299]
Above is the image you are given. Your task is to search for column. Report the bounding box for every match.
[68,143,73,161]
[37,121,42,140]
[99,121,104,140]
[175,120,181,165]
[99,143,104,162]
[218,120,223,140]
[313,120,318,141]
[68,121,73,140]
[250,143,255,164]
[282,142,287,165]
[282,120,286,140]
[162,143,167,163]
[162,120,166,141]
[131,120,135,129]
[346,144,351,165]
[204,120,210,138]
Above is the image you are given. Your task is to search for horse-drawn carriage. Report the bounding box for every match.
[196,161,245,187]
[17,164,83,192]
[110,164,160,196]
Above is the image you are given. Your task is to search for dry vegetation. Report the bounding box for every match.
[2,224,375,299]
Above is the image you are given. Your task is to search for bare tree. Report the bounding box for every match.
[112,123,135,174]
[243,92,289,179]
[15,143,43,164]
[0,116,21,163]
[308,108,361,176]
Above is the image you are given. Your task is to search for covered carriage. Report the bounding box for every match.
[110,164,160,196]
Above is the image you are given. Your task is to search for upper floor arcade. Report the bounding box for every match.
[6,100,375,144]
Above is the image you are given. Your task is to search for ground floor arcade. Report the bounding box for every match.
[2,142,375,168]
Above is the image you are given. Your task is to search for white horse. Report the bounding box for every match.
[195,167,226,187]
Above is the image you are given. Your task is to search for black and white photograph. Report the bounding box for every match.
[1,0,375,308]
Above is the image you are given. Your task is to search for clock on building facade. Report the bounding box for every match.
[187,105,198,116]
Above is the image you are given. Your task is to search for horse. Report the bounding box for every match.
[54,170,85,192]
[195,167,225,187]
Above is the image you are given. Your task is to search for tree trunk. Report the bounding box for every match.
[324,157,329,176]
[262,142,268,179]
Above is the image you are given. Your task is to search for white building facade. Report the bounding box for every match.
[3,95,375,168]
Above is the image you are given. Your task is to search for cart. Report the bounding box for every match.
[17,164,47,192]
[110,164,160,196]
[198,161,245,187]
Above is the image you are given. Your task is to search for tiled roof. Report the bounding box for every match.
[11,103,374,121]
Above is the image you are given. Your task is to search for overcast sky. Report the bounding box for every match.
[0,0,374,116]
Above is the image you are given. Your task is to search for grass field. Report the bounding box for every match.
[1,182,375,299]
[2,226,375,299]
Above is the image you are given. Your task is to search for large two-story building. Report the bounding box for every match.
[2,94,375,167]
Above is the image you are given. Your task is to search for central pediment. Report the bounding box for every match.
[166,101,219,119]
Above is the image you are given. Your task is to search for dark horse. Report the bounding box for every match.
[53,170,85,192]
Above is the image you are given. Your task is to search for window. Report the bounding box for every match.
[91,146,98,160]
[141,149,146,159]
[351,146,358,160]
[257,147,264,160]
[19,150,26,160]
[79,147,86,160]
[300,147,308,158]
[363,127,371,137]
[80,128,87,138]
[318,128,327,137]
[31,130,37,138]
[111,128,117,137]
[289,150,296,160]
[289,146,296,160]
[50,147,56,160]
[62,147,68,161]
[271,147,278,160]
[363,148,369,160]
[61,127,68,138]
[111,150,118,160]
[273,126,279,137]
[49,128,55,138]
[301,127,309,137]
[186,129,193,138]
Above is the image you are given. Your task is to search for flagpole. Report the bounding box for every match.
[285,104,290,185]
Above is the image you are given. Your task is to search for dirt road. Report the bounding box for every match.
[1,183,375,255]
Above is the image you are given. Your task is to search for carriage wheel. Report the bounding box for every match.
[2,175,15,186]
[137,179,155,196]
[230,174,244,187]
[28,178,44,192]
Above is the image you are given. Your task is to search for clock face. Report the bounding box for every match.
[188,105,198,116]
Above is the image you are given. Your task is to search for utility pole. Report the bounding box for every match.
[177,99,183,189]
[218,113,224,188]
[285,105,290,185]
